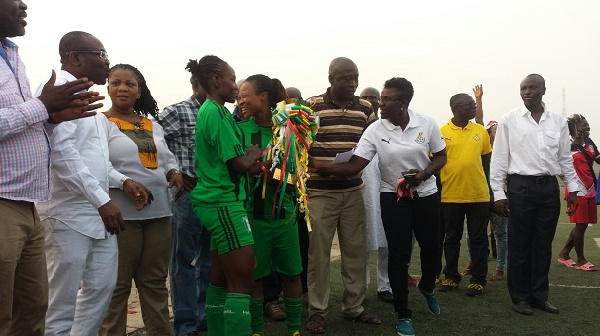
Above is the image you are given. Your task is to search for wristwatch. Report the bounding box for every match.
[119,176,132,190]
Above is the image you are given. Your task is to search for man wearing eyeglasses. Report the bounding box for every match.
[35,31,149,336]
[439,93,492,297]
[0,2,105,335]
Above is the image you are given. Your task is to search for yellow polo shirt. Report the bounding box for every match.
[440,119,492,203]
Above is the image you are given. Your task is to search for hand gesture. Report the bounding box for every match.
[97,200,125,234]
[472,84,483,99]
[246,144,263,161]
[182,174,197,193]
[123,179,152,211]
[168,169,184,201]
[493,199,509,217]
[38,70,104,122]
[404,168,425,187]
[566,192,579,216]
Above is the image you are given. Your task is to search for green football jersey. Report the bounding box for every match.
[191,99,250,206]
[238,117,296,221]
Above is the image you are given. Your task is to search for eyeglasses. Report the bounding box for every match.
[67,50,109,61]
[380,95,405,104]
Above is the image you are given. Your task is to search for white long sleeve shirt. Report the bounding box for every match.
[106,119,178,220]
[35,71,126,239]
[490,104,580,201]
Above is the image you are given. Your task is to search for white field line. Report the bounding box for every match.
[557,223,594,226]
[594,238,600,248]
[549,283,600,289]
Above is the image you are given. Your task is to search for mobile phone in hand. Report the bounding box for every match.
[402,171,417,178]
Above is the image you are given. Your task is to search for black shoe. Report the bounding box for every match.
[513,301,533,315]
[465,283,484,297]
[532,301,559,314]
[377,290,394,303]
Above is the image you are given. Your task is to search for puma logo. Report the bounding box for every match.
[381,138,391,144]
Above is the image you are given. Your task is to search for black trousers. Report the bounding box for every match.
[442,202,489,285]
[506,175,560,304]
[380,192,440,319]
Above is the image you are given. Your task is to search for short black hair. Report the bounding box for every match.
[59,31,92,63]
[383,77,414,103]
[108,64,158,118]
[449,93,471,111]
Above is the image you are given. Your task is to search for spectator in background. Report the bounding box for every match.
[439,89,491,297]
[359,87,396,303]
[558,114,597,271]
[157,59,211,335]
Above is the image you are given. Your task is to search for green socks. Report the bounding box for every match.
[224,292,251,336]
[206,284,228,336]
[284,296,303,336]
[249,296,264,335]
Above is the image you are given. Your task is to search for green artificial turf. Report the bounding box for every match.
[130,193,600,335]
[262,202,600,335]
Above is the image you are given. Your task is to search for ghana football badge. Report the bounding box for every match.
[474,134,480,141]
[415,131,425,144]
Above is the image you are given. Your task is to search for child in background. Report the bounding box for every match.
[558,114,597,271]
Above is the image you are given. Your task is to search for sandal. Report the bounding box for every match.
[557,257,576,268]
[346,310,382,325]
[575,262,597,271]
[306,314,326,334]
[460,268,472,276]
[489,272,504,281]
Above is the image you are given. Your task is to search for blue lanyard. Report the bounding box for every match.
[0,43,25,99]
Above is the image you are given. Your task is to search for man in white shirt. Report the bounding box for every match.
[490,74,579,316]
[35,31,149,336]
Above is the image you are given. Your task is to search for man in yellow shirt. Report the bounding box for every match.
[439,93,492,296]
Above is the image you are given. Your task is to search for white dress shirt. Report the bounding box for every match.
[35,71,126,239]
[490,103,580,201]
[354,109,446,197]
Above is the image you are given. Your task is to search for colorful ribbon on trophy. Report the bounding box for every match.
[270,99,319,231]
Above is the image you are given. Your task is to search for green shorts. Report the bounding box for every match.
[193,203,254,255]
[251,216,302,279]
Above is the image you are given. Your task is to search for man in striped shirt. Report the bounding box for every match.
[305,57,381,334]
[0,2,103,335]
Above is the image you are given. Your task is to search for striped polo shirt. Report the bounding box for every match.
[307,89,370,191]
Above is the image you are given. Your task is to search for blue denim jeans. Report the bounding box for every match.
[489,212,508,272]
[169,190,211,335]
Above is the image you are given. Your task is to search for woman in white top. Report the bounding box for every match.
[311,77,446,336]
[99,64,182,336]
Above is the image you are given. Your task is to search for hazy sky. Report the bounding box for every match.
[15,0,600,131]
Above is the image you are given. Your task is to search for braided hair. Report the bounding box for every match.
[186,55,228,93]
[567,114,587,143]
[108,64,158,118]
[185,59,199,84]
[245,74,287,110]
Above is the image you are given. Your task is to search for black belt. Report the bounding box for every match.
[509,174,555,184]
